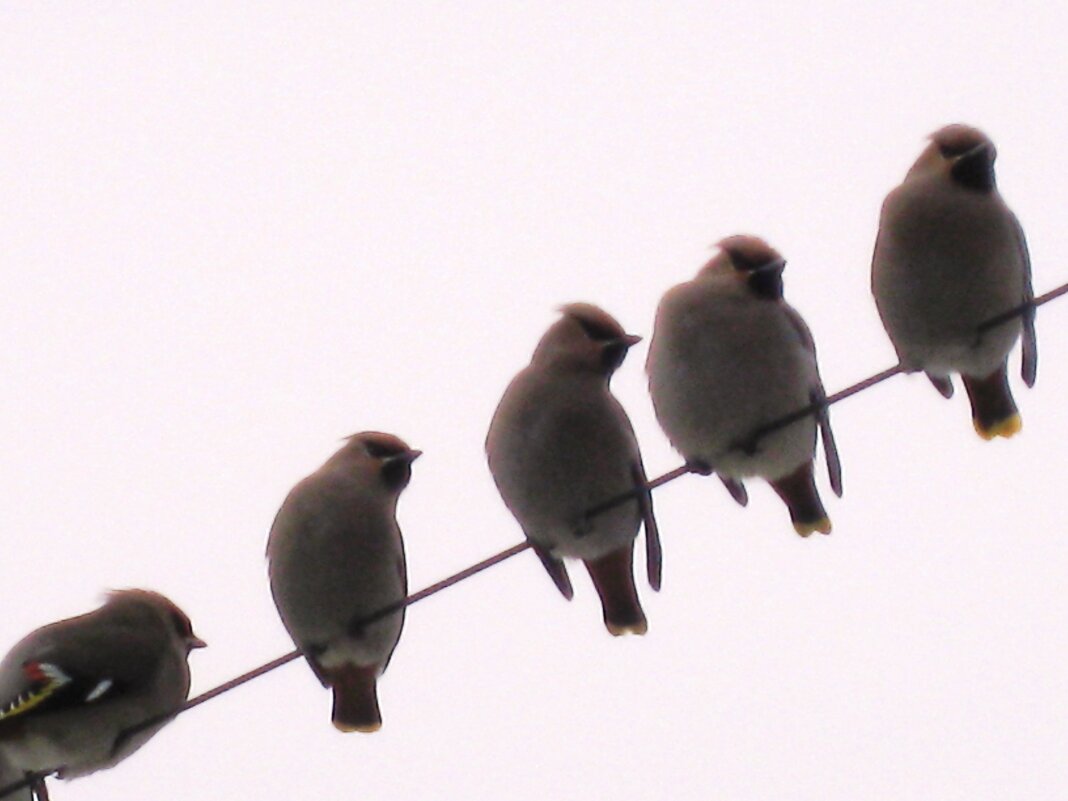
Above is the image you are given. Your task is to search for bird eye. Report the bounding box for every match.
[362,436,407,460]
[938,141,974,158]
[747,269,784,300]
[170,610,193,639]
[728,251,760,272]
[575,317,621,342]
[364,440,393,459]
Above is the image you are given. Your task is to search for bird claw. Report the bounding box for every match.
[31,774,50,801]
[686,459,714,476]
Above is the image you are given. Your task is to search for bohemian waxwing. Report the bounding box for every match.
[646,235,842,536]
[0,590,204,799]
[267,432,418,733]
[486,303,661,636]
[872,123,1037,439]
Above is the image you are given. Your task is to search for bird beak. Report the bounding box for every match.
[620,333,642,348]
[188,636,208,650]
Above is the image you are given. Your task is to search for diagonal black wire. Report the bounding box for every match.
[977,282,1068,332]
[0,545,534,799]
[589,283,1067,518]
[4,280,1063,801]
[120,280,1068,729]
[115,541,534,744]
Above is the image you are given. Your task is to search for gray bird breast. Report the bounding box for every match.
[873,177,1024,377]
[488,373,642,561]
[268,488,406,669]
[648,286,817,480]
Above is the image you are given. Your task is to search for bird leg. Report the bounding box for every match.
[31,775,49,801]
[686,458,714,476]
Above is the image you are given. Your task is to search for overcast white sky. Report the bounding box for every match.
[2,3,1068,800]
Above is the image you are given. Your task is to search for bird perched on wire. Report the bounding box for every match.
[486,303,661,636]
[872,123,1037,439]
[646,235,842,537]
[267,432,419,733]
[0,590,205,801]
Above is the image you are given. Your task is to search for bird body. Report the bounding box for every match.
[649,271,818,480]
[0,590,203,783]
[267,432,417,733]
[486,304,660,635]
[488,367,642,561]
[647,236,841,536]
[872,124,1037,438]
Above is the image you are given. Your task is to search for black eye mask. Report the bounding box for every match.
[949,145,997,193]
[381,459,414,491]
[575,316,623,342]
[746,268,784,300]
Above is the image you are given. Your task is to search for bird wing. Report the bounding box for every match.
[783,305,843,497]
[0,626,164,729]
[605,395,661,592]
[532,544,574,600]
[719,475,749,506]
[1012,212,1038,387]
[630,461,662,592]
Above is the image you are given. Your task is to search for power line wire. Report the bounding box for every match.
[3,281,1065,801]
[129,278,1068,722]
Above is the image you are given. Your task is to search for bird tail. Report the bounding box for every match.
[584,541,648,636]
[962,364,1022,440]
[323,664,383,733]
[769,461,832,537]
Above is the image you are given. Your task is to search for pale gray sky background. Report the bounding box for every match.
[2,3,1067,800]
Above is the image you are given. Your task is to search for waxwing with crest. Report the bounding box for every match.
[0,589,205,800]
[267,432,418,733]
[646,235,842,536]
[872,124,1037,439]
[486,303,661,636]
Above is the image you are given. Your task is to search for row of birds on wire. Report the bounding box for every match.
[0,123,1046,800]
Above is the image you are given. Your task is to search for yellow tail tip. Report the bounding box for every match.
[974,414,1022,440]
[333,720,382,734]
[794,518,832,537]
[607,620,648,637]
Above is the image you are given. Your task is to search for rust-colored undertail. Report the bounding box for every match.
[584,541,647,636]
[769,461,831,537]
[961,364,1022,440]
[323,663,383,733]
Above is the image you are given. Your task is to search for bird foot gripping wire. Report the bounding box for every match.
[685,459,714,476]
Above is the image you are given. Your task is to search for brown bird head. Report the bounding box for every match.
[907,123,997,192]
[343,431,422,492]
[532,303,641,376]
[702,235,786,301]
[105,589,207,654]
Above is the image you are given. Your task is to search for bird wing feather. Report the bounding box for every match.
[1012,212,1038,387]
[783,305,843,497]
